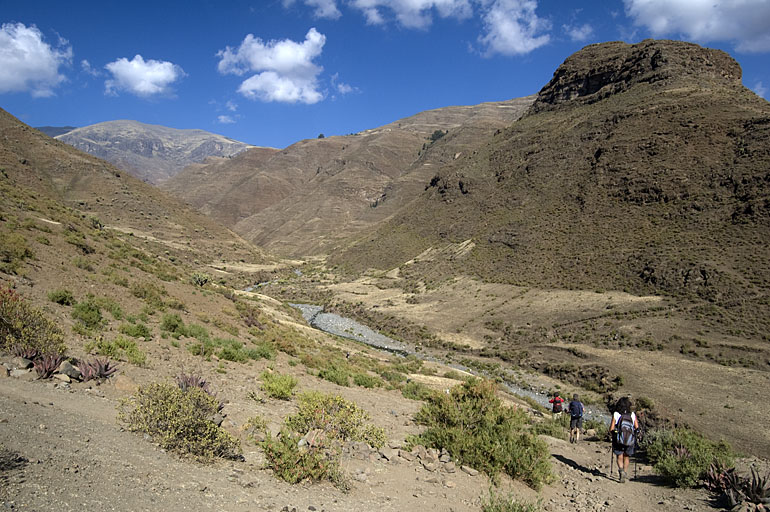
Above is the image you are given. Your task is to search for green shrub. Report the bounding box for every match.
[160,313,186,336]
[401,381,435,401]
[86,336,146,366]
[353,372,382,389]
[380,369,407,384]
[72,256,95,272]
[131,281,166,310]
[0,232,34,273]
[185,323,209,341]
[92,296,123,320]
[411,379,552,489]
[319,362,350,387]
[247,340,276,360]
[531,417,568,441]
[482,488,541,512]
[47,289,75,306]
[0,286,65,354]
[190,272,210,287]
[119,383,240,460]
[644,427,734,487]
[119,322,152,339]
[261,428,345,486]
[71,297,104,330]
[285,391,386,448]
[261,371,298,400]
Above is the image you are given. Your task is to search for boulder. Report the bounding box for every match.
[57,361,82,380]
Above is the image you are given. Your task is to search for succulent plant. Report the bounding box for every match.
[77,357,118,381]
[706,461,738,493]
[673,444,691,459]
[176,373,210,394]
[743,467,770,507]
[33,353,64,379]
[11,344,40,361]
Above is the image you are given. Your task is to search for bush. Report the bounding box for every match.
[0,286,66,355]
[353,372,382,389]
[261,428,345,486]
[411,379,552,489]
[401,381,434,401]
[119,383,240,460]
[482,488,542,512]
[318,362,350,387]
[86,336,146,366]
[531,414,569,440]
[71,298,103,330]
[47,289,75,306]
[644,427,734,487]
[285,391,386,449]
[261,371,298,400]
[119,322,152,339]
[160,313,186,336]
[190,272,210,287]
[0,232,34,274]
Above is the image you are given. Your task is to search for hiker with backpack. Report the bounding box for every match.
[549,392,564,416]
[568,393,584,443]
[609,396,639,483]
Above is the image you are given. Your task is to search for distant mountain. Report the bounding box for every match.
[35,126,77,137]
[55,120,256,184]
[163,98,533,255]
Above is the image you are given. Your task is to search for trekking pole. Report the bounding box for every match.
[609,444,614,479]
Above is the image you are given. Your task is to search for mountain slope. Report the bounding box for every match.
[55,120,255,184]
[163,98,534,256]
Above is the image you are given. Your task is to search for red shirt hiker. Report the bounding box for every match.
[549,395,564,413]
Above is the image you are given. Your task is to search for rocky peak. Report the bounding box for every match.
[529,39,742,114]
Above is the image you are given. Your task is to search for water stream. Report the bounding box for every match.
[288,303,610,422]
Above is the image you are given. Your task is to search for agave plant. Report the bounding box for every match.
[743,467,770,508]
[706,461,738,493]
[673,444,691,459]
[33,353,64,379]
[77,357,118,382]
[11,344,40,361]
[176,373,210,394]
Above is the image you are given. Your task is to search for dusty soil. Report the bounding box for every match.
[2,373,744,512]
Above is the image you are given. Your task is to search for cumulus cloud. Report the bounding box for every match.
[563,23,593,42]
[217,115,236,124]
[623,0,770,53]
[104,55,184,97]
[0,22,72,97]
[225,100,238,111]
[478,0,550,56]
[217,28,326,104]
[350,0,472,29]
[81,59,100,76]
[283,0,342,19]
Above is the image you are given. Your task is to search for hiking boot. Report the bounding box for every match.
[619,469,626,483]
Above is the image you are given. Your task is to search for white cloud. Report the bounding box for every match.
[284,0,342,19]
[81,59,100,76]
[350,0,472,29]
[623,0,770,53]
[478,0,550,56]
[331,72,356,94]
[563,23,593,42]
[225,100,238,111]
[0,22,72,97]
[217,115,236,124]
[217,28,326,104]
[104,55,184,97]
[752,81,767,98]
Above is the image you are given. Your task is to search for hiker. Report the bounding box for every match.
[549,392,564,416]
[609,396,639,483]
[568,393,584,443]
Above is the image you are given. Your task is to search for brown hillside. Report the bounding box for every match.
[163,98,534,256]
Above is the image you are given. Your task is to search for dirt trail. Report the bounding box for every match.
[0,376,730,512]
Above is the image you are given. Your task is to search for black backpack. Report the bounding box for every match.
[616,413,635,447]
[569,400,583,418]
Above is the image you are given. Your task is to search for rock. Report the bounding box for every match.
[424,475,441,484]
[57,361,82,380]
[461,465,479,476]
[54,373,71,383]
[422,461,439,472]
[443,461,457,473]
[211,414,224,427]
[379,447,399,461]
[399,449,415,462]
[10,368,35,380]
[113,374,138,394]
[439,449,451,463]
[12,357,33,369]
[413,445,428,460]
[0,366,8,378]
[443,480,456,488]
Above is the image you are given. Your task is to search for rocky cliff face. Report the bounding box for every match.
[530,39,742,113]
[56,120,254,184]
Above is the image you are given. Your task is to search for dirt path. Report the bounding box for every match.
[1,376,730,512]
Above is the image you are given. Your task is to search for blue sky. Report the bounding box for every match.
[2,0,769,149]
